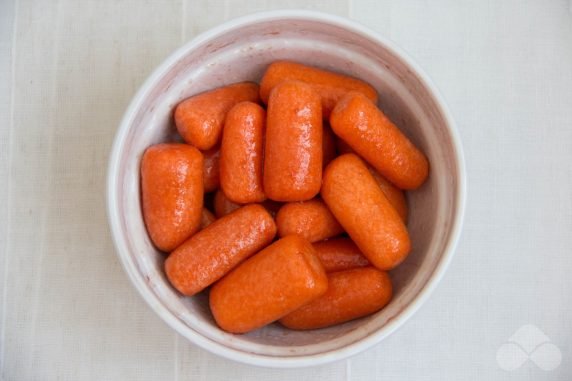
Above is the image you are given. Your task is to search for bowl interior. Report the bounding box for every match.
[110,14,461,360]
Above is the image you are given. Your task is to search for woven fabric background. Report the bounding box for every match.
[1,1,571,380]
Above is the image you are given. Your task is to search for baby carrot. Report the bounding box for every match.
[141,143,203,252]
[276,199,343,243]
[321,154,411,270]
[259,61,378,117]
[334,138,409,222]
[264,81,322,201]
[330,92,429,189]
[220,102,266,203]
[210,235,328,333]
[174,82,259,150]
[280,267,392,330]
[165,204,276,296]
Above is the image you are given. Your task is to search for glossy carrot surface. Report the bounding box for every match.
[220,102,266,203]
[174,82,260,150]
[330,92,428,189]
[210,235,328,333]
[280,267,392,330]
[276,199,343,243]
[264,81,322,201]
[165,205,276,296]
[141,143,203,252]
[321,154,411,270]
[260,61,378,117]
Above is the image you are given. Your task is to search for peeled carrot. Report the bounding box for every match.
[210,235,328,333]
[213,190,241,218]
[321,154,411,270]
[276,199,343,243]
[141,143,203,252]
[202,147,220,193]
[280,267,392,330]
[220,102,266,203]
[174,82,260,150]
[259,61,378,117]
[330,92,429,189]
[335,138,408,222]
[313,238,370,272]
[264,81,322,201]
[165,205,276,296]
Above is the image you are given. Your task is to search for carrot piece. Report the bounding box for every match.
[174,82,260,150]
[330,92,429,189]
[280,267,392,330]
[276,199,343,243]
[210,235,327,333]
[260,61,378,117]
[165,204,276,296]
[264,81,322,201]
[220,102,266,203]
[335,138,409,222]
[321,154,411,270]
[141,143,203,252]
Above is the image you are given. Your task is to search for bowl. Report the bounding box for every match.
[107,10,466,367]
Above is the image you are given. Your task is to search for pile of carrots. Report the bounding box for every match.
[140,61,429,333]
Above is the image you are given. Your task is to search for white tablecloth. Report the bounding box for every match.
[1,1,571,380]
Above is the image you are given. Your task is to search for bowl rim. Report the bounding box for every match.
[106,9,467,368]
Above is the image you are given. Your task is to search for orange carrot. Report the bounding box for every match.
[264,81,322,201]
[260,61,378,117]
[165,205,276,296]
[210,235,327,333]
[330,92,429,189]
[335,138,409,222]
[276,199,343,243]
[141,143,203,252]
[321,154,411,270]
[220,102,266,203]
[174,82,259,150]
[280,267,392,330]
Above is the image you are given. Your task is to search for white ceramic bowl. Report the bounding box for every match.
[107,10,466,367]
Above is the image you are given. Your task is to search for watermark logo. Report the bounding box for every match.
[496,324,562,371]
